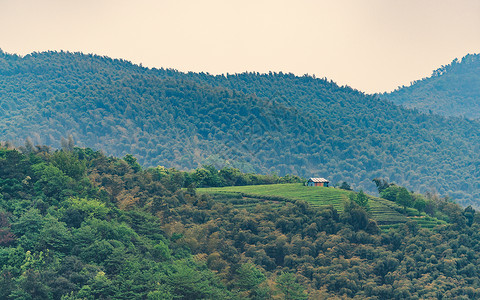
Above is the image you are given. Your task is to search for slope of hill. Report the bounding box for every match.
[384,54,480,119]
[1,50,480,206]
[197,184,446,229]
[1,146,479,299]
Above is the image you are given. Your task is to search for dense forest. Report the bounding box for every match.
[1,145,480,299]
[1,50,480,207]
[385,54,480,119]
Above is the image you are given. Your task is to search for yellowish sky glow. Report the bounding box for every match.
[1,0,479,93]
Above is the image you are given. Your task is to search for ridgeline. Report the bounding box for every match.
[1,50,480,207]
[384,53,480,119]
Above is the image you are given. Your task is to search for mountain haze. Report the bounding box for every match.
[384,54,480,119]
[1,50,480,206]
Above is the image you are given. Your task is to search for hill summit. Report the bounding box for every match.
[1,50,480,206]
[384,53,480,119]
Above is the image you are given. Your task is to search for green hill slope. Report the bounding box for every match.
[1,145,479,299]
[384,54,480,119]
[1,50,480,206]
[198,184,445,229]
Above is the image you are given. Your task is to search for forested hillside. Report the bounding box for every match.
[384,54,480,119]
[1,50,480,206]
[1,145,480,299]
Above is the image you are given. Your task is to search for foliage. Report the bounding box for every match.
[0,147,233,299]
[199,184,439,228]
[2,145,480,298]
[385,54,480,119]
[338,181,352,190]
[1,51,480,206]
[396,187,414,212]
[180,165,302,188]
[372,178,391,193]
[350,190,369,210]
[276,272,308,300]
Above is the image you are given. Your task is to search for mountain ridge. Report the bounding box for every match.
[384,53,480,118]
[1,50,480,206]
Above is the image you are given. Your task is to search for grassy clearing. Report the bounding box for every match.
[198,183,444,229]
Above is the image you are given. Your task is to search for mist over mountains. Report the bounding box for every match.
[385,54,480,119]
[1,50,480,206]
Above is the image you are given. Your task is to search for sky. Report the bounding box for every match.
[0,0,479,93]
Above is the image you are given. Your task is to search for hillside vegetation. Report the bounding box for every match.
[385,54,480,119]
[198,184,445,229]
[2,50,480,207]
[1,146,480,298]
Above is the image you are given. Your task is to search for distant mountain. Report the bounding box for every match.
[1,50,480,206]
[384,54,480,119]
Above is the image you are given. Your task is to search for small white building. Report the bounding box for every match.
[306,178,329,187]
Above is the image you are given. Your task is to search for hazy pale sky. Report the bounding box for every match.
[1,0,479,93]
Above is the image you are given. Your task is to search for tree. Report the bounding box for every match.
[192,165,225,187]
[350,190,369,210]
[443,202,466,228]
[167,261,230,299]
[464,205,476,226]
[10,269,51,300]
[12,208,45,249]
[338,181,352,190]
[413,196,426,212]
[23,138,35,154]
[343,200,369,230]
[236,263,266,291]
[61,136,75,152]
[37,215,72,252]
[276,272,307,300]
[147,289,174,300]
[50,150,86,180]
[380,185,402,202]
[372,178,391,193]
[219,167,246,186]
[396,187,413,213]
[123,154,142,172]
[31,162,73,201]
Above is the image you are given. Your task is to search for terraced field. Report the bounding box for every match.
[198,183,351,209]
[368,196,409,225]
[198,183,446,229]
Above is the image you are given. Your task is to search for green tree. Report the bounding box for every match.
[464,205,475,226]
[167,260,230,299]
[31,162,73,201]
[152,241,171,261]
[37,215,72,252]
[343,200,369,231]
[372,178,391,193]
[396,187,413,212]
[338,181,352,190]
[123,154,142,172]
[50,150,86,180]
[351,190,369,210]
[236,263,266,292]
[10,269,51,300]
[276,272,307,300]
[413,196,426,212]
[147,289,174,300]
[380,185,402,202]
